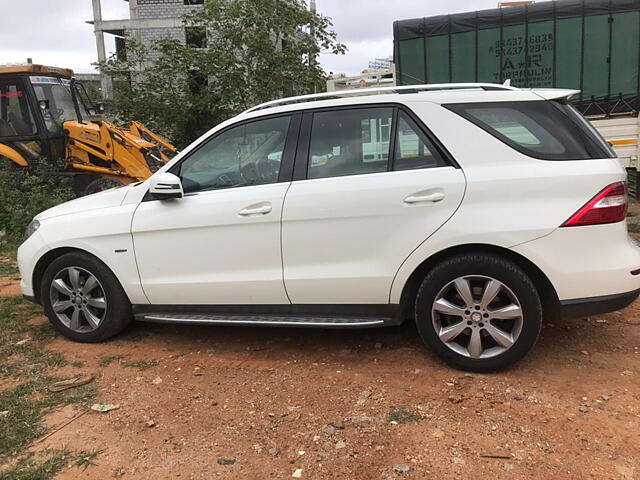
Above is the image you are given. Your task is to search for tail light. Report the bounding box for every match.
[561,182,628,227]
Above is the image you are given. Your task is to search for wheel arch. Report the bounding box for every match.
[32,247,122,304]
[397,243,560,321]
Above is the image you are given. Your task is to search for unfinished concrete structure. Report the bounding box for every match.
[89,0,205,99]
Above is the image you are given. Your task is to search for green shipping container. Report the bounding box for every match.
[394,0,640,114]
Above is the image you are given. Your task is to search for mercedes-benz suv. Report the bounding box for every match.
[18,83,640,371]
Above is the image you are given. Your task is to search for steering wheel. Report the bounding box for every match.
[44,108,65,122]
[256,157,279,183]
[215,171,242,187]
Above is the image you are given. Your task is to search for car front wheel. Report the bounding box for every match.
[40,252,132,342]
[415,253,542,372]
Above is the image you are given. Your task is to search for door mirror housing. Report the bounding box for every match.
[149,172,184,200]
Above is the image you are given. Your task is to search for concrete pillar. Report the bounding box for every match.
[129,0,139,20]
[92,0,114,100]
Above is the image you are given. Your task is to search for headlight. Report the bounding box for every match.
[24,220,40,240]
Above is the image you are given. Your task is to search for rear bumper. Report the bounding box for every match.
[511,222,640,300]
[560,288,640,319]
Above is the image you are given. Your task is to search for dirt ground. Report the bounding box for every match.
[0,278,636,479]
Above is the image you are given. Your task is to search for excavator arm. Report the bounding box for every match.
[0,143,28,167]
[128,121,177,153]
[65,116,177,182]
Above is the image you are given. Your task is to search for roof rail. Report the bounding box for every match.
[243,83,519,114]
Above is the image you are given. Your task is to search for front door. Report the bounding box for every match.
[132,114,298,305]
[281,106,466,304]
[0,76,43,165]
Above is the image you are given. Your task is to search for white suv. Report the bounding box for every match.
[17,83,640,371]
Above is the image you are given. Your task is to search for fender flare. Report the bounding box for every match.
[0,143,28,166]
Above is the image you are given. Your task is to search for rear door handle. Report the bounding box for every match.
[404,192,446,204]
[239,204,272,216]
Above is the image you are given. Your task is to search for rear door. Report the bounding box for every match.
[281,105,466,304]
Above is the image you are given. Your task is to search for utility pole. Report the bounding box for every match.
[310,0,318,93]
[91,0,114,101]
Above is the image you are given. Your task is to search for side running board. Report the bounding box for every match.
[136,313,387,328]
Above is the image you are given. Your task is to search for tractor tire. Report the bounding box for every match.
[82,177,127,197]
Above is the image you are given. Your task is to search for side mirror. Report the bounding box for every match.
[149,172,183,200]
[38,99,50,111]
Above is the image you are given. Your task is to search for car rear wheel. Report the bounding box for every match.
[415,253,542,372]
[41,252,132,342]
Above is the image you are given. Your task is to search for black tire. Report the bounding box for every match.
[82,177,126,197]
[415,253,542,372]
[40,252,132,342]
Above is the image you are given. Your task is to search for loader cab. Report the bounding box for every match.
[0,65,92,168]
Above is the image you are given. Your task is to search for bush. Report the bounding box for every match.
[0,161,72,250]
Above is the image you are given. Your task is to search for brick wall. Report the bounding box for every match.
[136,0,202,20]
[129,0,204,60]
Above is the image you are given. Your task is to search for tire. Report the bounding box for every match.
[82,177,126,197]
[40,252,132,342]
[415,253,542,372]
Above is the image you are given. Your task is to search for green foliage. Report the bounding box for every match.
[0,448,69,480]
[74,448,106,470]
[99,0,345,148]
[0,256,18,277]
[0,297,95,462]
[0,159,72,249]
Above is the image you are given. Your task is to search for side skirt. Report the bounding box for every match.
[132,304,404,329]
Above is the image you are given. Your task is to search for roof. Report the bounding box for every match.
[0,64,74,78]
[395,0,640,39]
[238,84,580,119]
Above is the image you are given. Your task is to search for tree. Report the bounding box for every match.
[99,0,346,148]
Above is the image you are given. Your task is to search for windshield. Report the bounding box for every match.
[30,76,90,134]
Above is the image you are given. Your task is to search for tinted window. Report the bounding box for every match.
[179,116,290,194]
[308,108,392,179]
[394,111,447,170]
[445,101,616,160]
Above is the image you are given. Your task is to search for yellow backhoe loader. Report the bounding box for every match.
[0,64,176,196]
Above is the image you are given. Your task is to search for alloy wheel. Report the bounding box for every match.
[49,266,107,333]
[431,275,523,359]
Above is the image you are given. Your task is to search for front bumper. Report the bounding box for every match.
[17,230,49,299]
[560,288,640,319]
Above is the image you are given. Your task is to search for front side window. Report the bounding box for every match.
[179,116,290,194]
[308,108,393,179]
[445,101,616,160]
[0,79,37,137]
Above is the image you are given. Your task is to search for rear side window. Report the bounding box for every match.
[444,101,615,161]
[308,108,393,179]
[306,107,450,180]
[394,111,447,171]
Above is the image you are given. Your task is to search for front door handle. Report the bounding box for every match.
[404,192,446,204]
[239,204,272,216]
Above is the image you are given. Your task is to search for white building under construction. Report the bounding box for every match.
[89,0,206,99]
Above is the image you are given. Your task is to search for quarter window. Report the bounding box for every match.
[445,101,616,160]
[308,108,393,179]
[179,116,290,194]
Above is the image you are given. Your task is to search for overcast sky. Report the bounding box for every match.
[0,0,498,75]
